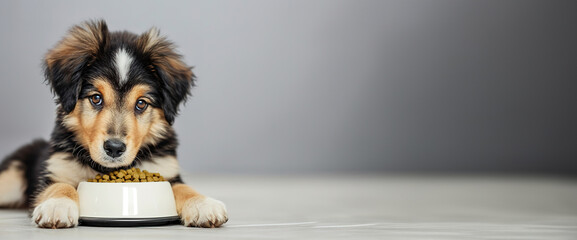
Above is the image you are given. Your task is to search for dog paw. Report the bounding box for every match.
[32,198,79,228]
[181,197,228,228]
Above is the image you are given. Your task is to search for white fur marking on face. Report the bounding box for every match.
[0,161,26,207]
[114,48,134,84]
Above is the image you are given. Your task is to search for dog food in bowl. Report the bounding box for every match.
[86,167,166,183]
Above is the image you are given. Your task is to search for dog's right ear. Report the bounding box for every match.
[44,20,109,113]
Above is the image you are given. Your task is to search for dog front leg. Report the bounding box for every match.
[32,183,79,228]
[172,183,228,228]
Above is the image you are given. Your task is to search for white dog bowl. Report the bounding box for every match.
[77,181,179,227]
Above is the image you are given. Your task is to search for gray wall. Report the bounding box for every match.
[0,0,576,174]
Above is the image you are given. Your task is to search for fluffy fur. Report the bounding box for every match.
[0,20,227,228]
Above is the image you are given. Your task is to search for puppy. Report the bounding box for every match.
[0,20,228,228]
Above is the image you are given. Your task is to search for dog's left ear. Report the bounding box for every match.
[137,28,195,125]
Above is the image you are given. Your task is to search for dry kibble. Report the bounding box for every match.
[86,167,167,183]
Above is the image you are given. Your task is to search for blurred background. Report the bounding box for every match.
[0,0,575,175]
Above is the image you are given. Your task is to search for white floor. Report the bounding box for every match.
[1,174,577,239]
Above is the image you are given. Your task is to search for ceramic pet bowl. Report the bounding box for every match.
[77,181,179,227]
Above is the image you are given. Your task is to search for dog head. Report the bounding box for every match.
[44,20,194,168]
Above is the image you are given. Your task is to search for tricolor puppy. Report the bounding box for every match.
[0,20,228,228]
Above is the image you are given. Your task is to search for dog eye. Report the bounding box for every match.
[90,94,103,106]
[135,99,148,112]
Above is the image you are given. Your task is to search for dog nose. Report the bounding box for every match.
[103,139,126,158]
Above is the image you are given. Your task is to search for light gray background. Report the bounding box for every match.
[0,0,575,174]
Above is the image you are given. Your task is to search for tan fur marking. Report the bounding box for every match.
[142,108,169,146]
[123,84,169,161]
[34,183,79,207]
[126,84,151,103]
[88,79,114,141]
[125,85,153,150]
[0,161,26,207]
[172,184,204,215]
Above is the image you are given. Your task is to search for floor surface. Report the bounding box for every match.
[1,174,576,239]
